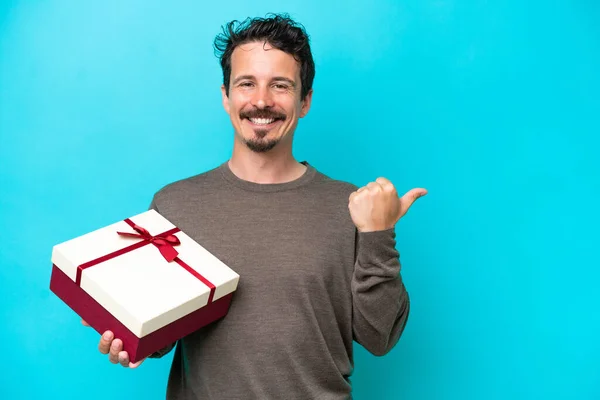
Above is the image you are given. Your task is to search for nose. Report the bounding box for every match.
[251,84,274,109]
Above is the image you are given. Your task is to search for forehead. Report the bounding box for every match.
[230,41,300,80]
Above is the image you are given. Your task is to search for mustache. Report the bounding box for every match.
[240,109,286,120]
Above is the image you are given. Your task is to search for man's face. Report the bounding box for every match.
[221,41,312,153]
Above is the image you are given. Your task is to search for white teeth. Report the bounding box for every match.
[249,118,275,125]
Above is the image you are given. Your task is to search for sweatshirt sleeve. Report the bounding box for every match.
[351,227,410,356]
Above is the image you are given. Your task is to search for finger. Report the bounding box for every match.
[366,182,382,193]
[118,351,130,367]
[349,188,368,203]
[349,191,358,202]
[98,331,113,355]
[109,339,123,364]
[375,177,396,194]
[81,319,90,327]
[400,188,428,209]
[129,357,147,369]
[375,177,391,186]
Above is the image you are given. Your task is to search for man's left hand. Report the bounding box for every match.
[348,177,427,232]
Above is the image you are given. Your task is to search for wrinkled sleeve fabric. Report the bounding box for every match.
[351,228,410,356]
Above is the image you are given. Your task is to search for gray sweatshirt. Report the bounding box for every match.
[148,161,410,400]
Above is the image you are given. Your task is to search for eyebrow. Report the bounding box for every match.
[232,75,297,87]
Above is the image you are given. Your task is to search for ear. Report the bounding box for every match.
[299,89,313,118]
[221,84,230,115]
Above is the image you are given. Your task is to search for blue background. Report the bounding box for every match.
[1,1,599,399]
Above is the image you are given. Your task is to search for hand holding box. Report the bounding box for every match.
[50,210,240,363]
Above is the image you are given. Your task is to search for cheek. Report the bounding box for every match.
[228,94,247,114]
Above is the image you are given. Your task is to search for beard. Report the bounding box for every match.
[243,131,280,153]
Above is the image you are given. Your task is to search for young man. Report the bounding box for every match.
[83,14,427,399]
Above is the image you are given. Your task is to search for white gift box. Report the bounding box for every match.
[49,209,239,362]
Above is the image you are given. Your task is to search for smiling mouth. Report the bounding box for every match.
[244,116,285,128]
[249,118,277,125]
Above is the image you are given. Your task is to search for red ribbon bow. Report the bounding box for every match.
[117,222,181,262]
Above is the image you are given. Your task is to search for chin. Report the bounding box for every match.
[244,138,280,153]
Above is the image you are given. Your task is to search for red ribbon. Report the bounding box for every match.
[75,218,216,303]
[117,221,181,262]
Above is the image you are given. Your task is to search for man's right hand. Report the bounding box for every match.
[81,319,146,368]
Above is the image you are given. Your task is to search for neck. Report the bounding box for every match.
[228,139,307,184]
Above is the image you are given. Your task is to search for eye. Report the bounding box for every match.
[239,82,254,87]
[273,83,290,90]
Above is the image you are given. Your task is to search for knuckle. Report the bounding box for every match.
[376,177,391,187]
[369,183,382,193]
[376,177,394,191]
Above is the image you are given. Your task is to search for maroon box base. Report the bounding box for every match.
[50,264,233,363]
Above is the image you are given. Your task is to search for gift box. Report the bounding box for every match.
[49,209,239,363]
